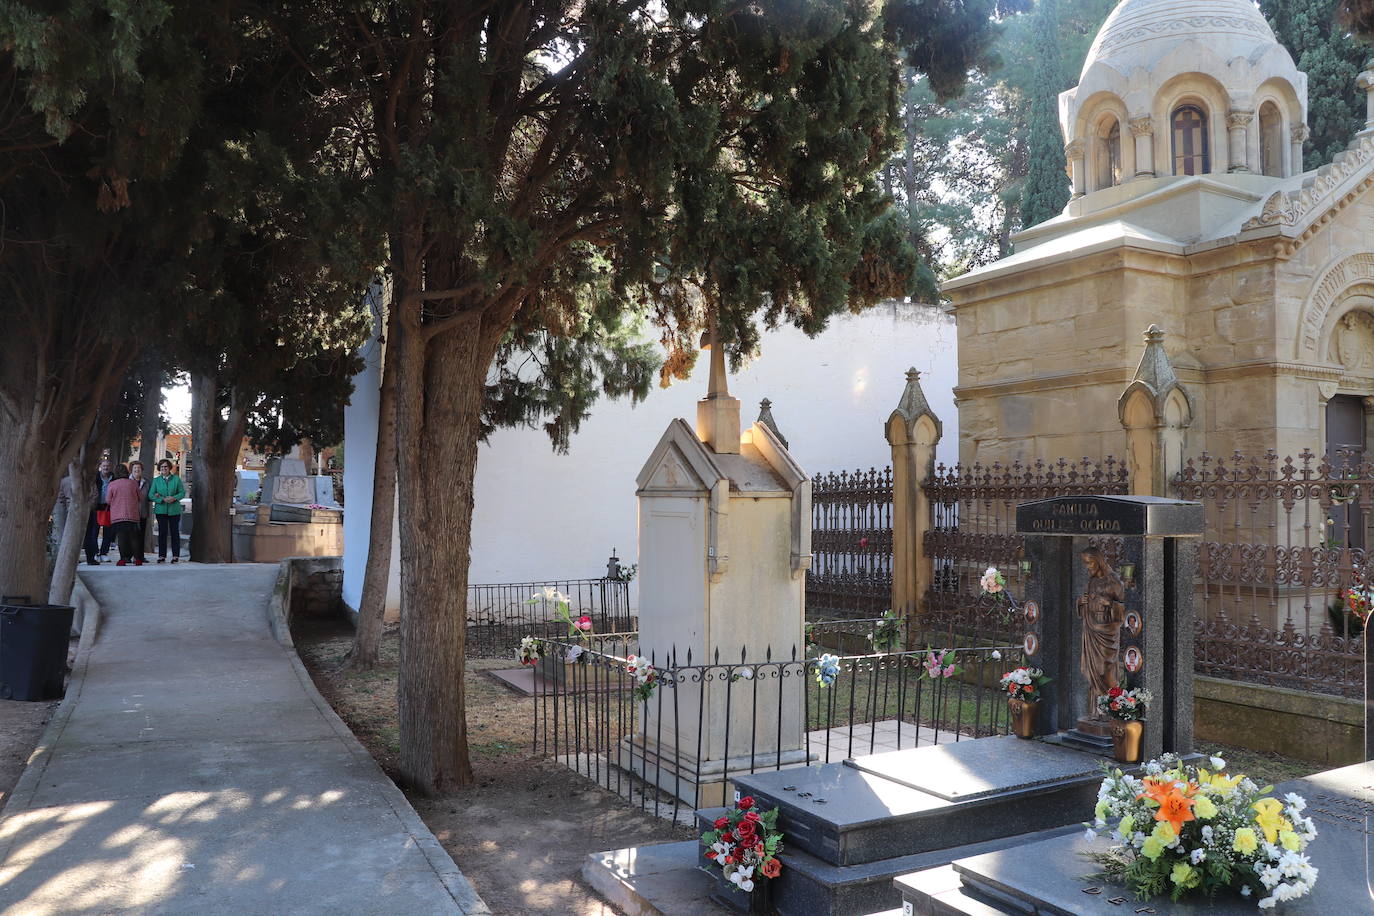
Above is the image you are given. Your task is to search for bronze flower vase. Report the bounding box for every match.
[1111,720,1143,763]
[1008,698,1039,739]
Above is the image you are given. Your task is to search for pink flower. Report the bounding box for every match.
[942,664,956,678]
[576,616,593,631]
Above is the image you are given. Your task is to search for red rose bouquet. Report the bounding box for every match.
[700,796,784,893]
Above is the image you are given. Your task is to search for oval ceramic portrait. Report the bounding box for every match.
[1125,611,1142,636]
[1024,601,1040,623]
[1023,632,1039,656]
[1124,646,1142,673]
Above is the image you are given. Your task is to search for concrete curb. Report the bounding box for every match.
[0,574,103,827]
[266,559,491,915]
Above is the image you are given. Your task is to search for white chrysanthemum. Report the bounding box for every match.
[1283,792,1306,813]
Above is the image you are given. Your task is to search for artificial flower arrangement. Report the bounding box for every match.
[1083,754,1318,908]
[701,796,784,894]
[868,609,903,653]
[625,654,660,702]
[518,635,542,667]
[921,647,963,680]
[527,587,593,660]
[814,653,841,687]
[1343,578,1373,624]
[1097,686,1152,722]
[999,666,1051,702]
[981,565,1023,624]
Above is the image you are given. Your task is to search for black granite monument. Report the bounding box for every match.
[1015,494,1202,761]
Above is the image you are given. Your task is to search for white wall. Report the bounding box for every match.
[468,302,958,584]
[341,290,401,616]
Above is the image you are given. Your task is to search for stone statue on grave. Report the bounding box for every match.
[1076,547,1126,720]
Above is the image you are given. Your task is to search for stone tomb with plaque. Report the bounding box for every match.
[242,456,342,562]
[1015,494,1202,762]
[896,760,1374,915]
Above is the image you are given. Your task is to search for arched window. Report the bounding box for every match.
[1259,101,1283,177]
[1171,104,1209,176]
[1095,118,1122,190]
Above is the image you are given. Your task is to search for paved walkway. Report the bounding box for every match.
[0,564,487,915]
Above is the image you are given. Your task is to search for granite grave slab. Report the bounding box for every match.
[845,736,1103,801]
[730,739,1104,867]
[899,761,1374,915]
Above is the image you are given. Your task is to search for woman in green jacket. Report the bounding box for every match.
[149,459,186,563]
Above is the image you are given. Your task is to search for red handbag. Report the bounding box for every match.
[96,508,112,527]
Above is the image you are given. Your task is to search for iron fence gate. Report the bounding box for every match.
[806,467,893,619]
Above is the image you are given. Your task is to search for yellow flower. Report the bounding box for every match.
[1252,798,1291,844]
[1116,814,1135,840]
[1193,795,1218,820]
[1198,769,1244,792]
[1279,830,1302,851]
[1141,835,1166,860]
[1150,821,1177,845]
[1095,799,1110,821]
[1171,862,1199,889]
[1233,827,1259,855]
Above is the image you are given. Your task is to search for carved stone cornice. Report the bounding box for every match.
[1291,124,1311,142]
[1241,133,1374,236]
[1065,139,1085,158]
[1129,116,1153,137]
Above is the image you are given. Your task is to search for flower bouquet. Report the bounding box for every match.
[1344,579,1373,624]
[981,566,1022,625]
[999,666,1051,738]
[625,654,660,702]
[813,653,841,687]
[921,647,963,680]
[701,796,784,898]
[868,609,903,653]
[1083,754,1318,908]
[1097,686,1152,763]
[527,587,594,642]
[518,635,542,667]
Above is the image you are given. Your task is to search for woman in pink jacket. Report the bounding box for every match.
[105,464,144,567]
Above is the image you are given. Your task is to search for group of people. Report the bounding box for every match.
[83,458,186,566]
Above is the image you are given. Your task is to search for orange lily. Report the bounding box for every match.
[1137,777,1179,807]
[1155,791,1197,835]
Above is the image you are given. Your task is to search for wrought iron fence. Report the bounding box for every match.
[922,457,1131,613]
[530,635,1020,824]
[1173,450,1371,697]
[806,467,894,619]
[466,577,633,657]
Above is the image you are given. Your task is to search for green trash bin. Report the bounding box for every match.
[0,598,75,701]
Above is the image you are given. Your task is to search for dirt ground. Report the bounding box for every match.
[293,618,692,916]
[0,699,57,810]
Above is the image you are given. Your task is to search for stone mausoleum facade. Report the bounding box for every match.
[946,0,1374,492]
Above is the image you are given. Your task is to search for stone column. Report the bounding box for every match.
[1130,116,1155,178]
[1290,124,1310,174]
[1065,139,1086,198]
[887,369,942,625]
[1357,64,1374,135]
[1226,110,1253,172]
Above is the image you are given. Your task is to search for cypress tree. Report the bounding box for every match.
[1020,0,1072,228]
[1263,0,1366,170]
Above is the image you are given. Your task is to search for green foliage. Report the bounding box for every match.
[1019,0,1072,228]
[1263,0,1368,170]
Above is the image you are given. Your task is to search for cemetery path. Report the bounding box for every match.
[0,564,488,916]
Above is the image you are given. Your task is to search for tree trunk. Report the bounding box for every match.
[393,306,488,793]
[346,302,400,670]
[188,372,245,563]
[139,361,161,554]
[0,433,60,602]
[50,453,94,606]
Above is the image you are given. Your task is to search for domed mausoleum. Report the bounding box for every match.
[945,0,1374,495]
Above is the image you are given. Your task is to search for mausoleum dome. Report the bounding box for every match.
[1058,0,1308,200]
[1080,0,1278,82]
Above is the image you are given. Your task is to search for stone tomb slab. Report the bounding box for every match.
[899,761,1374,915]
[731,739,1104,867]
[845,735,1104,802]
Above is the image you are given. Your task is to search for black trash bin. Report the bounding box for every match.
[0,599,75,701]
